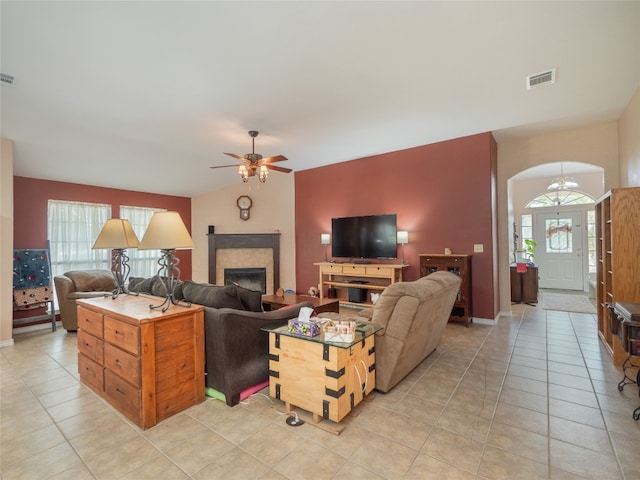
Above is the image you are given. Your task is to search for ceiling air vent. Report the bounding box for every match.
[526,68,555,90]
[0,73,14,85]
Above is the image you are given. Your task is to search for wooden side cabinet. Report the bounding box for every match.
[314,262,406,308]
[77,295,205,430]
[419,254,472,326]
[510,264,538,304]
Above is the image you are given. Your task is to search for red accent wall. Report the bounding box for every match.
[13,177,192,321]
[295,132,498,321]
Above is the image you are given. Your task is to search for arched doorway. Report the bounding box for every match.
[510,162,604,293]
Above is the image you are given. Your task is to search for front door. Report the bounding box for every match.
[535,210,584,290]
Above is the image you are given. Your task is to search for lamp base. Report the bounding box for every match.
[108,249,139,300]
[148,249,192,313]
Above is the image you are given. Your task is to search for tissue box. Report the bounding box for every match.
[323,320,356,343]
[287,318,321,337]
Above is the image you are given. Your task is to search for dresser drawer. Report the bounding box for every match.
[78,330,104,364]
[343,265,366,275]
[104,369,141,424]
[77,306,104,338]
[365,266,393,277]
[321,264,342,274]
[104,317,139,355]
[104,343,140,387]
[78,353,104,393]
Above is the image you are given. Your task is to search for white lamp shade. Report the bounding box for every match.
[93,219,140,249]
[397,231,409,245]
[138,211,195,250]
[321,233,330,245]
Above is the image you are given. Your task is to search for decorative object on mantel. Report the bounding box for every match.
[308,286,319,297]
[210,130,292,183]
[321,233,330,262]
[237,195,252,221]
[397,231,409,265]
[138,211,194,312]
[276,287,285,297]
[92,219,140,298]
[547,162,579,190]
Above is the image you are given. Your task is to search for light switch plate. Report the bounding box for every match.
[474,244,484,253]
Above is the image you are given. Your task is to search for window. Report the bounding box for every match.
[48,200,111,308]
[520,214,533,250]
[525,190,595,208]
[544,218,573,253]
[48,200,111,275]
[120,205,166,278]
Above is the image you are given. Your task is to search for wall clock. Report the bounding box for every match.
[237,195,252,220]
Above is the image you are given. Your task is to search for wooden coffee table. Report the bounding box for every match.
[261,293,339,314]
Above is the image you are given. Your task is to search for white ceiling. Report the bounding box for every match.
[2,1,639,197]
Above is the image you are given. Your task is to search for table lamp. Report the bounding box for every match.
[138,211,195,312]
[92,219,140,298]
[397,231,409,265]
[321,233,330,262]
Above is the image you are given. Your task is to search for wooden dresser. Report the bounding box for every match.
[76,294,205,429]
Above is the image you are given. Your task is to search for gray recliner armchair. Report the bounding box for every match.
[54,270,117,331]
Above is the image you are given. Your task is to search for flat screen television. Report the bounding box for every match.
[331,214,397,260]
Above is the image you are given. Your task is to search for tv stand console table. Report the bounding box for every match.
[314,262,406,308]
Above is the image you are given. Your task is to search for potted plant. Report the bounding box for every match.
[524,239,537,264]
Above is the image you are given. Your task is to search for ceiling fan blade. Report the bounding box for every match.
[266,165,292,173]
[210,164,241,169]
[223,152,244,160]
[261,155,288,164]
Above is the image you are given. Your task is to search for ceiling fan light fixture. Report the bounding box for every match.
[259,165,268,183]
[238,164,249,182]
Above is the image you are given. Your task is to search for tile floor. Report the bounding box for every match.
[2,297,640,479]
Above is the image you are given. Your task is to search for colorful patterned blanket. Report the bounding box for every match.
[13,249,53,309]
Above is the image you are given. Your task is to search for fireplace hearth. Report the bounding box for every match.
[224,268,267,294]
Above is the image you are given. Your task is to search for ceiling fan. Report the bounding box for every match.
[210,130,291,183]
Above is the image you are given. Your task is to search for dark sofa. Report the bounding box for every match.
[128,276,312,407]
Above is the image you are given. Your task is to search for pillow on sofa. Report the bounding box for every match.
[181,281,243,310]
[128,277,154,294]
[234,284,263,312]
[150,276,184,300]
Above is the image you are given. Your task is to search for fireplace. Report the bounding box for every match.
[224,268,267,294]
[208,231,280,295]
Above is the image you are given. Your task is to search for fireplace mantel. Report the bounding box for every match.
[208,232,280,291]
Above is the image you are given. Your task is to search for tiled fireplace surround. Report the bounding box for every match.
[208,232,280,295]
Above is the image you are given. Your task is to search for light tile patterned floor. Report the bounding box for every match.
[2,300,640,479]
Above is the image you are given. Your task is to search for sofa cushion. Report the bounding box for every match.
[65,270,116,292]
[128,277,154,294]
[234,284,263,312]
[181,281,244,310]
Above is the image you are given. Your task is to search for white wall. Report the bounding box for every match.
[619,87,640,187]
[191,171,297,291]
[1,139,15,347]
[498,122,620,316]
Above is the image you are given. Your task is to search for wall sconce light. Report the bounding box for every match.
[321,233,331,262]
[397,230,409,265]
[138,211,195,312]
[92,219,140,298]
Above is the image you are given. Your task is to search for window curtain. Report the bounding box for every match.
[47,200,111,309]
[120,205,166,279]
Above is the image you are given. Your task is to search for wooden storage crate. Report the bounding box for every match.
[268,329,376,423]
